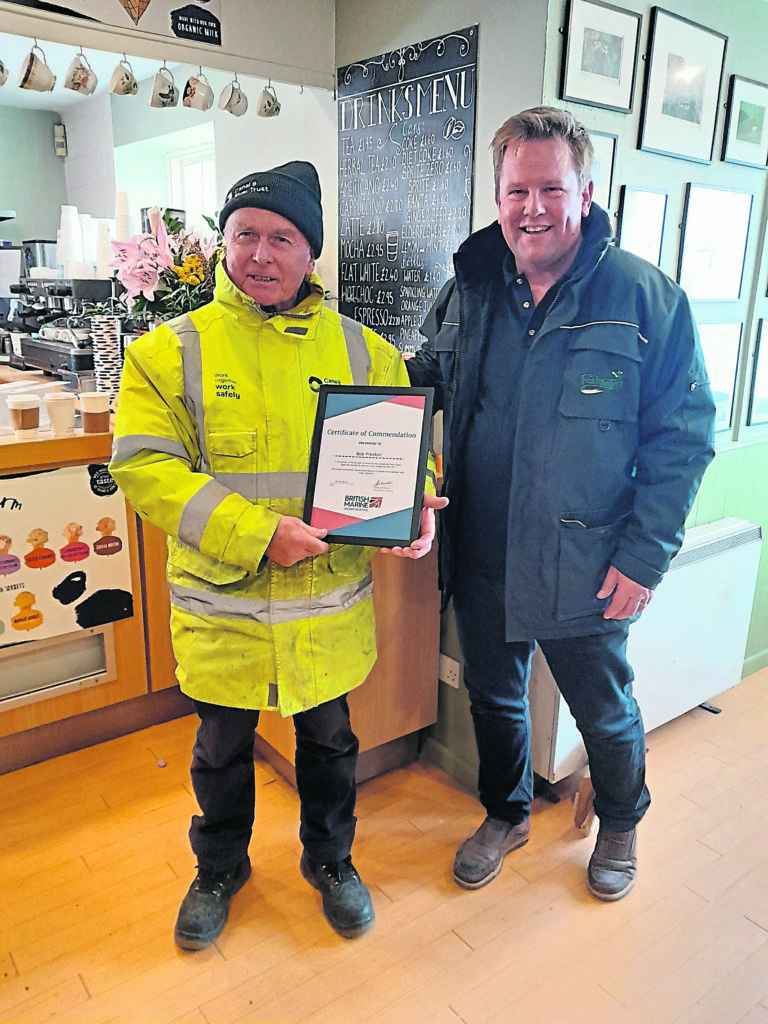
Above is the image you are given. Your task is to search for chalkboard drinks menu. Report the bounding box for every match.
[337,27,478,353]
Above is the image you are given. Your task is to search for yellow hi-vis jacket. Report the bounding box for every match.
[110,264,430,715]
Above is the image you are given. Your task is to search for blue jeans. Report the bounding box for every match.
[452,570,650,832]
[189,695,359,871]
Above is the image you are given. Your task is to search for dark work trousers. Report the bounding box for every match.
[452,568,651,833]
[189,694,359,872]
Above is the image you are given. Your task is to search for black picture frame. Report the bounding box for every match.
[747,320,768,427]
[616,185,668,266]
[560,0,642,113]
[638,8,727,163]
[590,130,617,210]
[721,75,768,168]
[303,386,433,547]
[696,322,743,432]
[677,184,753,301]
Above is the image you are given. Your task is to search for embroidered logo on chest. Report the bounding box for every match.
[580,371,623,395]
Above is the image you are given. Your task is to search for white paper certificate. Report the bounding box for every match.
[304,386,433,546]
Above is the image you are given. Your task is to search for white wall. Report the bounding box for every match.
[335,0,549,230]
[62,91,116,220]
[0,108,67,245]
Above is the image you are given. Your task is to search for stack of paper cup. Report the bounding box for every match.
[79,213,96,277]
[94,220,114,278]
[89,315,123,398]
[114,191,133,242]
[57,205,84,278]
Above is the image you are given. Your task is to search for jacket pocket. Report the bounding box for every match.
[167,539,248,586]
[328,543,374,578]
[559,323,641,424]
[207,430,259,500]
[555,505,631,621]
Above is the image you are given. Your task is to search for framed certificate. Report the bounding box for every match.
[304,386,434,547]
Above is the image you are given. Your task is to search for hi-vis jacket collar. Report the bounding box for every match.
[214,260,324,326]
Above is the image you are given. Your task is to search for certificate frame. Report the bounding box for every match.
[304,385,434,547]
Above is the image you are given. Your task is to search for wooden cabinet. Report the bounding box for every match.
[0,431,149,741]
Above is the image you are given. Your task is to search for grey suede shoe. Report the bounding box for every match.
[453,816,531,890]
[300,852,375,939]
[174,857,251,950]
[587,825,637,901]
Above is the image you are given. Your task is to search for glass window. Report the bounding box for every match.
[747,320,768,427]
[696,322,743,432]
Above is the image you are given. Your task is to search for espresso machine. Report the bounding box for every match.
[7,276,114,389]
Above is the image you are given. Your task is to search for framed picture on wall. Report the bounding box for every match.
[696,322,742,432]
[616,186,667,266]
[590,130,617,210]
[677,184,753,301]
[560,0,642,112]
[638,8,727,163]
[721,75,768,168]
[747,321,768,427]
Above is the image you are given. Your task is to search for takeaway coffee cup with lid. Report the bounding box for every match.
[64,52,98,95]
[78,391,111,433]
[218,78,248,117]
[18,44,56,93]
[7,394,40,439]
[257,85,280,118]
[183,73,214,111]
[109,58,138,96]
[149,66,179,108]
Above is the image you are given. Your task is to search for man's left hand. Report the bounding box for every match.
[597,566,653,620]
[381,493,448,560]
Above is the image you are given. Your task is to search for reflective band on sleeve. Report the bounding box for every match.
[169,571,373,623]
[111,433,191,465]
[339,314,371,386]
[178,478,233,549]
[175,314,207,465]
[215,470,308,501]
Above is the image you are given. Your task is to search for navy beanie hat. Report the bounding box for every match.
[219,160,323,257]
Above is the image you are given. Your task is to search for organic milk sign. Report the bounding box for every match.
[0,465,133,645]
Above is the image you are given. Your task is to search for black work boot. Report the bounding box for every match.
[587,825,637,901]
[174,858,251,950]
[453,816,531,890]
[300,852,375,939]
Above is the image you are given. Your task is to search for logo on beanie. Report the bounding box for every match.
[227,181,269,201]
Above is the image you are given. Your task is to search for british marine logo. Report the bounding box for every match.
[580,370,623,395]
[344,495,383,511]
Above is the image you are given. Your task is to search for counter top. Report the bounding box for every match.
[0,426,113,474]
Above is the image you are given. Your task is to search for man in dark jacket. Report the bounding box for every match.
[406,107,715,901]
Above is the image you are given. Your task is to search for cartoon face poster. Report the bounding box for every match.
[0,464,133,645]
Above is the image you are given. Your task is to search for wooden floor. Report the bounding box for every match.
[1,668,767,1024]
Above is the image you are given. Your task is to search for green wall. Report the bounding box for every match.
[689,443,768,674]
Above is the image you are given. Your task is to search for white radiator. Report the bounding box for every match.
[530,517,763,783]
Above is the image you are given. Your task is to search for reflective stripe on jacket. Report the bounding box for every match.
[110,263,412,714]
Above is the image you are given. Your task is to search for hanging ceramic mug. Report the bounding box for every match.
[183,72,214,111]
[109,58,138,96]
[18,44,56,93]
[149,65,179,108]
[0,60,8,87]
[218,78,248,117]
[257,84,281,118]
[64,51,98,95]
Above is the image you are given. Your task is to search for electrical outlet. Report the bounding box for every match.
[439,653,460,688]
